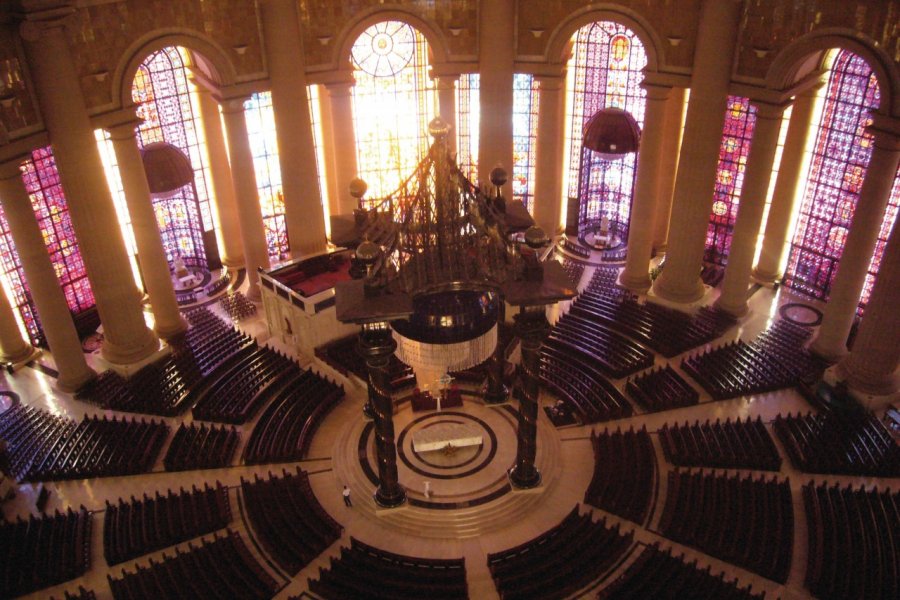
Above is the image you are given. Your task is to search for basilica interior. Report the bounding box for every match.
[0,1,899,599]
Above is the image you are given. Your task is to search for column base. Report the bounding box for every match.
[713,295,749,318]
[245,282,262,302]
[651,274,706,304]
[808,338,846,365]
[155,316,189,340]
[1,342,39,367]
[98,340,170,377]
[56,365,98,394]
[751,267,780,286]
[481,381,509,405]
[618,269,651,294]
[508,464,541,490]
[220,256,246,269]
[836,359,900,398]
[374,485,407,509]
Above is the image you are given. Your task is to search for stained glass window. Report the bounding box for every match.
[0,147,95,346]
[565,23,647,240]
[351,21,437,204]
[704,96,757,265]
[783,50,880,301]
[245,91,289,262]
[859,172,899,313]
[308,84,331,240]
[456,73,480,182]
[132,47,211,267]
[512,74,540,213]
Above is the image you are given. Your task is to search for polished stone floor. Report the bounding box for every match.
[2,260,897,600]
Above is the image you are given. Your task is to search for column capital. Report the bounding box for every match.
[0,155,28,181]
[103,118,143,142]
[641,82,674,102]
[324,79,356,97]
[15,5,75,42]
[433,73,460,90]
[218,96,250,114]
[750,99,789,121]
[534,73,566,91]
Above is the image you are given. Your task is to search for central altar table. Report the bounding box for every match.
[412,422,483,453]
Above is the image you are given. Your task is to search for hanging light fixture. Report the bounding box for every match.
[582,107,641,160]
[140,142,194,198]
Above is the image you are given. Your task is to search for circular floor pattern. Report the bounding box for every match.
[779,302,823,327]
[0,391,17,415]
[355,402,543,511]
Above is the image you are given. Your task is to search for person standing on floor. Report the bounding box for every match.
[342,485,352,507]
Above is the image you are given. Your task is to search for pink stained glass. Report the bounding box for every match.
[704,96,757,266]
[858,169,900,314]
[245,91,290,262]
[456,74,480,183]
[0,147,96,346]
[351,21,437,205]
[569,22,648,242]
[132,47,210,268]
[784,50,881,301]
[512,74,540,214]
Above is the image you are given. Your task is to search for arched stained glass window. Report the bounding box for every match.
[704,96,757,266]
[456,73,480,182]
[0,147,95,346]
[783,50,880,301]
[351,21,437,204]
[245,91,290,262]
[512,74,540,213]
[132,47,211,267]
[564,22,647,240]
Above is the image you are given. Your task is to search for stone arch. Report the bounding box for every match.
[112,29,238,108]
[332,9,451,75]
[767,28,900,116]
[544,4,664,73]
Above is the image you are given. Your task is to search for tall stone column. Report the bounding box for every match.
[106,119,187,339]
[317,88,340,222]
[435,75,458,154]
[620,84,673,292]
[811,119,900,361]
[0,285,35,365]
[359,323,406,508]
[195,86,244,267]
[652,87,687,253]
[509,306,550,489]
[532,73,567,235]
[753,86,820,282]
[478,0,515,197]
[18,10,158,365]
[715,101,786,315]
[219,97,271,301]
[259,0,326,258]
[0,159,95,391]
[482,303,509,404]
[652,0,743,303]
[838,215,900,397]
[325,80,360,216]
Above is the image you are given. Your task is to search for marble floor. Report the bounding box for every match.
[2,260,898,600]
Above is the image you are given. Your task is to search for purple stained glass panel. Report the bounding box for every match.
[456,74,479,183]
[569,23,647,242]
[132,48,209,268]
[512,74,539,213]
[704,96,757,266]
[784,50,880,301]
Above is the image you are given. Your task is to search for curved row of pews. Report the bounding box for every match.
[774,411,900,476]
[599,543,766,600]
[1,507,92,599]
[487,506,633,600]
[163,422,240,471]
[585,426,656,525]
[626,364,699,412]
[308,537,468,600]
[0,403,167,482]
[659,469,793,583]
[103,482,232,566]
[549,312,655,378]
[681,320,816,400]
[659,416,781,471]
[242,368,344,464]
[241,468,342,575]
[803,481,898,600]
[218,291,257,321]
[108,530,279,600]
